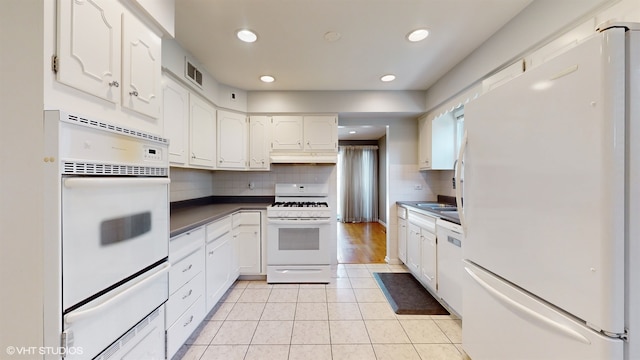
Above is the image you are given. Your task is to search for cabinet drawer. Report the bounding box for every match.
[170,227,205,263]
[166,296,205,359]
[408,210,437,233]
[397,206,407,219]
[169,248,204,294]
[166,271,204,326]
[206,216,232,242]
[232,211,261,226]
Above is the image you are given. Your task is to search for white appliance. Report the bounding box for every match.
[267,183,332,283]
[436,218,464,317]
[455,24,639,360]
[44,111,170,360]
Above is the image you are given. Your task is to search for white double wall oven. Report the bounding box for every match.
[44,111,170,360]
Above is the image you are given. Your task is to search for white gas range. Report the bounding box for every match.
[266,184,332,283]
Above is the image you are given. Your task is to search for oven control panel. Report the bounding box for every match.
[143,146,164,162]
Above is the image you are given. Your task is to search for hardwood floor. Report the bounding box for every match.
[337,221,387,264]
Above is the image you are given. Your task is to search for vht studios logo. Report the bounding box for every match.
[6,346,84,356]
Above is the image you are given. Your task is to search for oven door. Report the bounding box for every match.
[62,177,169,311]
[267,218,331,265]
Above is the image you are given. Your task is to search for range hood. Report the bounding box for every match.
[270,153,337,164]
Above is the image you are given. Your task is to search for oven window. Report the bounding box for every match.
[278,228,320,250]
[101,212,152,245]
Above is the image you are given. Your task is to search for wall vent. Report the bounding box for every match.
[185,58,203,88]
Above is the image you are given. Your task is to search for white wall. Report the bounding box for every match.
[425,0,623,111]
[162,39,248,112]
[248,90,425,114]
[0,0,45,352]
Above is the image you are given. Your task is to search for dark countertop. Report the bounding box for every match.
[397,199,460,225]
[170,196,273,238]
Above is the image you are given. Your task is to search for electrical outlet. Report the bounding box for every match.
[414,184,423,190]
[230,92,237,101]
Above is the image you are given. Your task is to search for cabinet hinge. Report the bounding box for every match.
[51,55,59,73]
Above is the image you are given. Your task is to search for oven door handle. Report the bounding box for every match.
[63,177,170,189]
[267,218,332,225]
[64,262,171,324]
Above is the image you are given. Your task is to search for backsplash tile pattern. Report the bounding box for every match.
[170,165,336,202]
[170,167,215,202]
[212,164,335,196]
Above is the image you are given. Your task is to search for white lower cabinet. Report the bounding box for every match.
[205,215,235,311]
[233,211,262,275]
[407,210,438,293]
[397,206,408,264]
[167,227,206,359]
[166,297,205,359]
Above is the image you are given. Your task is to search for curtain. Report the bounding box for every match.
[338,145,378,223]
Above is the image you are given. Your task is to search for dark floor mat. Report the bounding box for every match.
[373,272,449,315]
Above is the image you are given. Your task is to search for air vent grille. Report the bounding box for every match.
[63,162,168,176]
[185,59,203,87]
[95,307,160,360]
[64,114,168,144]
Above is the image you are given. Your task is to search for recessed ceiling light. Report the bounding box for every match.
[260,75,275,83]
[237,29,258,43]
[380,74,396,82]
[349,131,357,134]
[406,28,429,42]
[324,31,342,42]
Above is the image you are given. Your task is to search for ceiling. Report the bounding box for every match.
[174,0,534,92]
[173,0,534,139]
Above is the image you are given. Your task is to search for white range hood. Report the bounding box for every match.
[269,153,337,164]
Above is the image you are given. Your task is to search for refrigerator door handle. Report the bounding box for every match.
[465,265,591,345]
[455,130,467,233]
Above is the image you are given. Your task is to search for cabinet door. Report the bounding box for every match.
[217,110,247,169]
[205,234,231,311]
[430,112,456,169]
[235,224,261,275]
[271,116,303,151]
[189,95,216,168]
[162,75,189,164]
[407,223,421,276]
[304,116,337,151]
[249,116,270,169]
[420,229,437,291]
[57,0,121,103]
[398,217,407,264]
[418,115,432,170]
[121,13,161,118]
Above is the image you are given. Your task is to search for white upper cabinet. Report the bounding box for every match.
[57,0,121,103]
[57,0,161,118]
[189,95,216,168]
[162,74,189,165]
[271,115,337,152]
[249,116,271,170]
[419,110,463,170]
[271,116,304,151]
[121,13,161,118]
[304,116,338,151]
[217,110,247,169]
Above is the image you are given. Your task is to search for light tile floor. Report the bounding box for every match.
[173,264,470,360]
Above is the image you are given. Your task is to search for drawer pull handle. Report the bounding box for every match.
[182,289,193,300]
[182,264,193,273]
[184,315,194,327]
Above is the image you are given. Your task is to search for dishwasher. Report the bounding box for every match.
[436,218,464,317]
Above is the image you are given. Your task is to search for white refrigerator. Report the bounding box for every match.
[457,23,640,360]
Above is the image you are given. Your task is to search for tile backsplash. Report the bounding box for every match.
[170,165,335,202]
